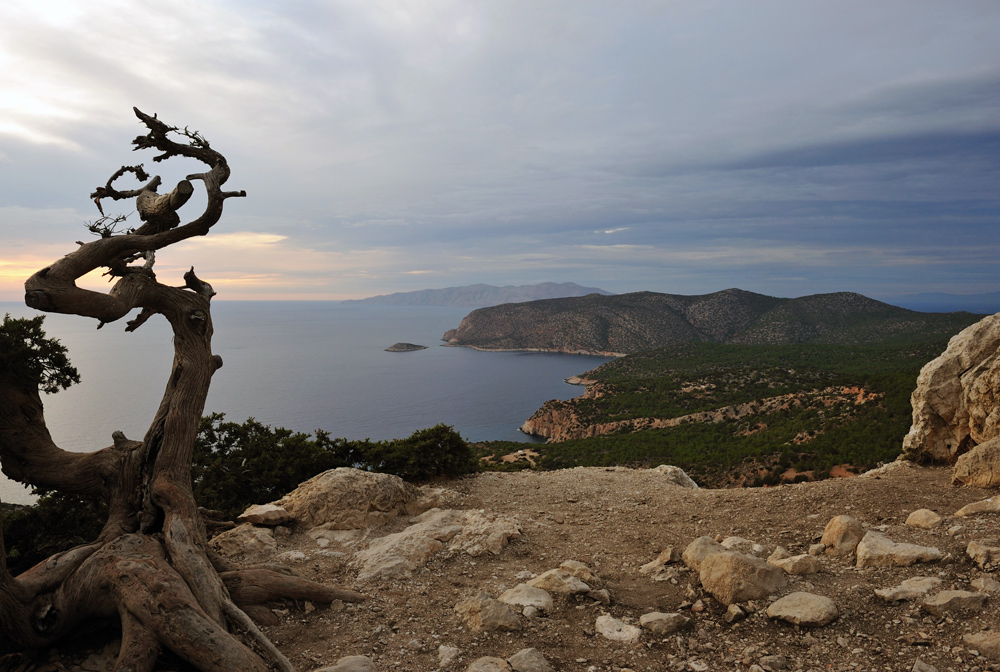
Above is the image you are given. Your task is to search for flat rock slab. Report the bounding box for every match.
[855,531,943,568]
[922,589,988,616]
[237,503,293,526]
[467,657,513,672]
[874,576,943,602]
[965,632,1000,662]
[595,614,641,643]
[967,540,1000,568]
[639,611,691,635]
[766,592,839,627]
[954,496,1000,517]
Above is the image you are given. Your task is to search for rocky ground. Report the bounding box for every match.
[9,460,1000,672]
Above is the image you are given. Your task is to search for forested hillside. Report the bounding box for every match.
[480,338,956,486]
[443,289,981,355]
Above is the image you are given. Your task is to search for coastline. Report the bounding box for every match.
[440,342,625,358]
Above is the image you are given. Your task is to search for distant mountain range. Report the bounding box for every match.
[442,288,982,355]
[877,291,1000,315]
[344,282,612,307]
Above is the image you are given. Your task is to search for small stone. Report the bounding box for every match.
[439,645,461,667]
[874,576,943,602]
[314,656,373,672]
[808,543,826,556]
[527,568,591,594]
[921,589,987,616]
[507,648,554,672]
[467,657,512,672]
[499,584,553,613]
[724,604,747,623]
[595,614,641,643]
[560,559,603,587]
[454,593,521,632]
[906,509,943,529]
[766,592,839,627]
[972,576,1000,593]
[758,655,789,671]
[967,540,1000,568]
[911,658,938,672]
[639,611,691,634]
[237,503,293,526]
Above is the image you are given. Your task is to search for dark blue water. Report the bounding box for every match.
[0,301,610,503]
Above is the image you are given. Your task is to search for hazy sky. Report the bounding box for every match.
[0,1,997,301]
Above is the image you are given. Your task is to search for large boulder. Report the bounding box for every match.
[277,468,423,530]
[902,313,1000,464]
[953,437,1000,487]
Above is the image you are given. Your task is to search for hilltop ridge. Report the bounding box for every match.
[344,282,612,308]
[442,288,981,355]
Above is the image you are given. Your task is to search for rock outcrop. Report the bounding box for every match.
[902,312,1000,466]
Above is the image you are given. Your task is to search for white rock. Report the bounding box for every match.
[595,614,641,643]
[855,531,943,568]
[499,584,553,613]
[439,645,461,667]
[652,464,700,489]
[237,503,294,526]
[874,576,943,602]
[955,496,1000,517]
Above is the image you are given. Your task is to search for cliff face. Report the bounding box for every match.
[903,312,1000,464]
[442,289,979,355]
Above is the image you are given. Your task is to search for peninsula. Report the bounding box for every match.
[442,288,982,355]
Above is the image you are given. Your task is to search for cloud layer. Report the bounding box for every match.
[1,0,997,300]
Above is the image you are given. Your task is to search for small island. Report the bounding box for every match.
[385,342,428,352]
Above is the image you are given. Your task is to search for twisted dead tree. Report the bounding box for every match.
[0,109,361,671]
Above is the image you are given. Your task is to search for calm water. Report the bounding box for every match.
[0,301,610,504]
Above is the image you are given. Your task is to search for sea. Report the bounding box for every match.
[0,301,611,505]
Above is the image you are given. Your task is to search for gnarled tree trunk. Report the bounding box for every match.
[0,109,358,671]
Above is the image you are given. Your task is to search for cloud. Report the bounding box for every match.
[0,1,997,300]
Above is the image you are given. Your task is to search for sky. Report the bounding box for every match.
[0,1,997,302]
